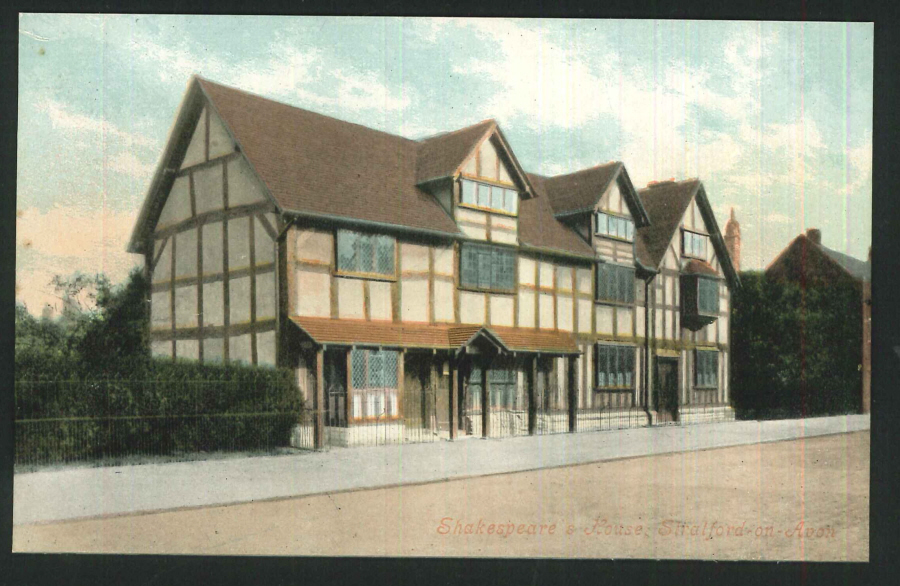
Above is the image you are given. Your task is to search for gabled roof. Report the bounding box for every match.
[635,179,739,288]
[766,234,870,283]
[415,119,495,184]
[521,174,595,257]
[538,162,650,225]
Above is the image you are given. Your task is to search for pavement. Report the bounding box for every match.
[13,414,869,526]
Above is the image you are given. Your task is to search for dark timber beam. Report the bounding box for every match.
[568,356,577,433]
[315,348,326,450]
[449,357,458,440]
[528,355,537,435]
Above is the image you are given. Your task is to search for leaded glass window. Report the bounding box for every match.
[460,243,516,292]
[460,179,519,215]
[595,344,636,389]
[596,263,635,303]
[695,350,718,389]
[595,212,634,242]
[336,230,395,276]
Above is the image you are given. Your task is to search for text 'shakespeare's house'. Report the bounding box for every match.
[128,77,741,448]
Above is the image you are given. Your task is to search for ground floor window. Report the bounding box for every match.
[595,344,635,390]
[694,349,718,389]
[350,348,399,420]
[488,364,519,409]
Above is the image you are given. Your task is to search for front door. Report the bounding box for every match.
[654,357,679,423]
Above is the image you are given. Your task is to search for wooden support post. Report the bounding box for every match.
[568,356,577,433]
[398,349,406,422]
[528,355,537,435]
[481,358,490,438]
[315,348,325,449]
[449,357,459,440]
[345,348,353,427]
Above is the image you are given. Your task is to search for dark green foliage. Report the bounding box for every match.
[15,269,304,466]
[731,271,862,419]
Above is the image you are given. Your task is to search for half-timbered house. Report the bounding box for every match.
[128,77,740,448]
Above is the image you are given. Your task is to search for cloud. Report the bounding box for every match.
[764,212,793,225]
[107,151,156,179]
[36,98,156,149]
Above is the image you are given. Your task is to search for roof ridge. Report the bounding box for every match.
[196,76,420,146]
[542,160,621,182]
[416,118,496,143]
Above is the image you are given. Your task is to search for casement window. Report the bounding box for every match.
[350,348,399,420]
[595,263,635,304]
[336,229,395,277]
[694,349,718,389]
[698,277,719,315]
[595,344,635,389]
[595,212,635,242]
[682,230,709,259]
[460,179,519,215]
[488,366,519,409]
[460,243,516,292]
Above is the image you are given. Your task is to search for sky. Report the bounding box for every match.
[16,15,873,314]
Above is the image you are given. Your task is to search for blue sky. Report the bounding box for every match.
[16,15,873,313]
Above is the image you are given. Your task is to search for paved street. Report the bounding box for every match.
[14,414,868,526]
[14,431,869,560]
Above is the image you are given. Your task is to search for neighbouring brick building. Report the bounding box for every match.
[128,76,740,448]
[766,228,871,413]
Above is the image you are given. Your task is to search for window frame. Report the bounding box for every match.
[459,242,517,294]
[694,349,719,390]
[594,211,635,243]
[697,277,720,316]
[335,229,397,281]
[459,178,520,216]
[595,262,636,305]
[594,344,636,391]
[349,347,400,421]
[681,229,709,260]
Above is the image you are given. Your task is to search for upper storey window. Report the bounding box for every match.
[460,243,516,293]
[460,179,519,216]
[336,229,396,278]
[682,230,709,259]
[595,212,634,242]
[596,263,635,304]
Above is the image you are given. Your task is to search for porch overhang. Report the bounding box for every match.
[288,317,581,356]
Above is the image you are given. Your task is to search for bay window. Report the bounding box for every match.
[682,230,709,259]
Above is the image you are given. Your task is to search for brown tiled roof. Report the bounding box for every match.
[682,259,719,277]
[539,162,621,215]
[290,317,579,354]
[634,179,701,270]
[521,173,595,257]
[415,120,495,183]
[766,234,870,283]
[198,78,461,236]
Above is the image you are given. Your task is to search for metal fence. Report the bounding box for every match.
[15,380,303,468]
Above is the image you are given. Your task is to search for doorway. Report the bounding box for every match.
[654,356,679,424]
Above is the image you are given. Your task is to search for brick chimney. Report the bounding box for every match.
[724,207,741,272]
[806,228,822,245]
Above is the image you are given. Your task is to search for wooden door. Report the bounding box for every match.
[654,357,679,423]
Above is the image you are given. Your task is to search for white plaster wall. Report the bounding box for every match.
[539,262,554,289]
[181,109,206,170]
[229,334,252,364]
[401,243,429,273]
[460,225,487,240]
[174,228,198,279]
[478,139,499,180]
[151,291,170,330]
[176,339,199,361]
[577,299,591,333]
[204,337,225,363]
[228,216,251,270]
[556,267,573,291]
[228,157,268,207]
[596,305,614,335]
[194,165,223,215]
[338,278,365,319]
[576,268,592,294]
[369,281,392,321]
[174,286,198,328]
[518,290,535,327]
[202,282,224,327]
[256,272,276,320]
[296,269,330,317]
[433,280,454,322]
[208,111,235,159]
[433,245,454,276]
[491,230,517,245]
[157,176,191,230]
[402,278,429,322]
[460,291,485,324]
[636,306,646,337]
[229,276,252,325]
[151,340,170,359]
[490,295,514,327]
[557,296,573,331]
[255,217,275,265]
[202,222,224,274]
[519,257,536,286]
[617,308,633,336]
[153,238,171,281]
[295,229,333,263]
[257,330,276,367]
[538,293,554,329]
